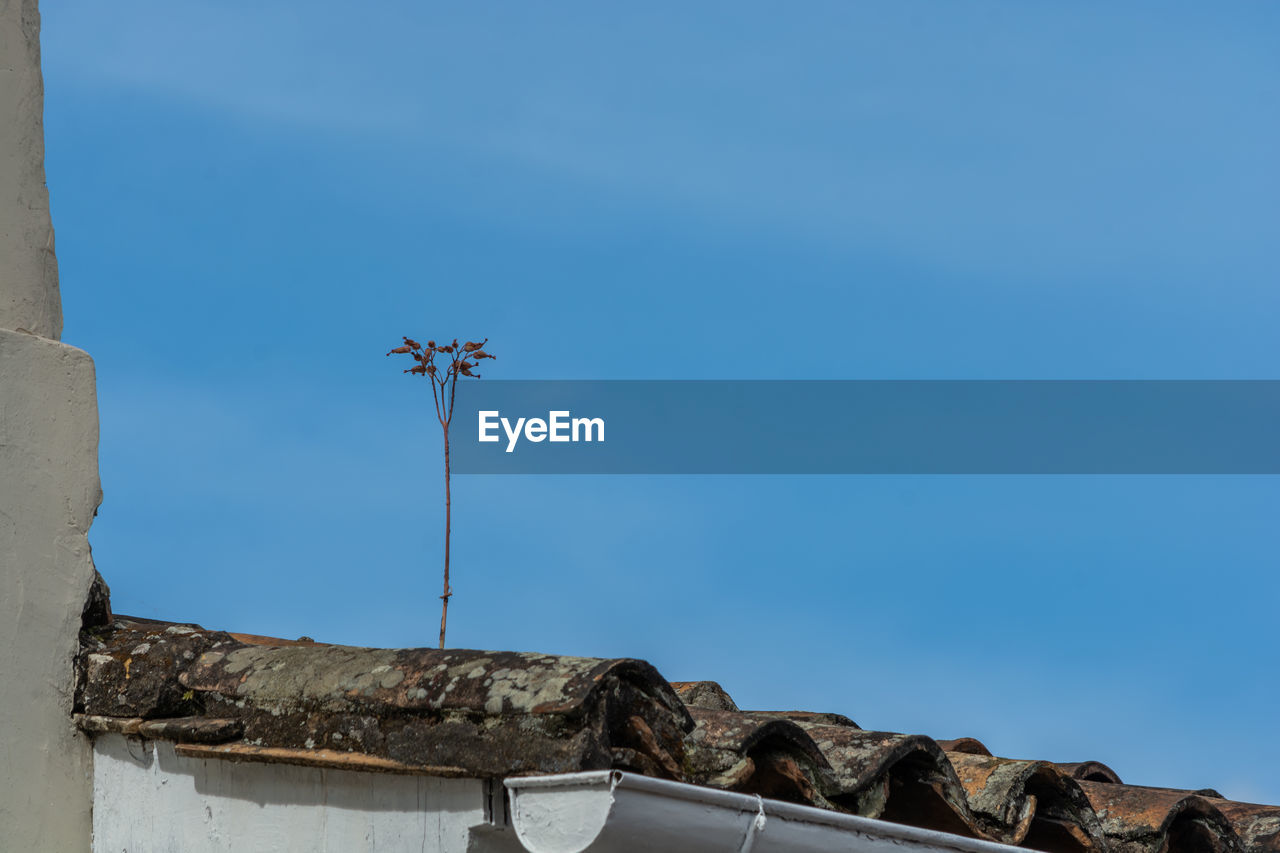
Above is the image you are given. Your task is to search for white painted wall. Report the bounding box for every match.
[92,734,525,853]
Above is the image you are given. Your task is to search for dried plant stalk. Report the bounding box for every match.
[387,337,495,648]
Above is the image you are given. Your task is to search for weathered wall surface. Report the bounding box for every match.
[0,330,100,849]
[0,0,61,339]
[1,0,99,848]
[91,735,517,853]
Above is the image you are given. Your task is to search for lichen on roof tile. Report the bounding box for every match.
[73,614,1280,853]
[947,752,1108,852]
[1078,780,1242,853]
[670,680,739,712]
[77,617,693,780]
[1211,801,1280,853]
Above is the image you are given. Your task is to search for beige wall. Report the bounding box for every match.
[0,0,99,848]
[0,0,61,340]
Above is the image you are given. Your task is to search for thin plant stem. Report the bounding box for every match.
[387,336,493,650]
[440,427,451,649]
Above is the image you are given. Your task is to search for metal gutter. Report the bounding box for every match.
[505,770,1026,853]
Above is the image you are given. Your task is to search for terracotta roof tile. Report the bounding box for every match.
[939,737,994,757]
[670,680,738,712]
[1056,761,1124,785]
[1078,781,1242,853]
[947,752,1107,851]
[1211,801,1280,853]
[78,617,692,780]
[75,616,1275,853]
[796,724,985,841]
[740,709,861,728]
[684,707,835,807]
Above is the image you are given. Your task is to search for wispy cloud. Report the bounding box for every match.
[44,1,1280,285]
[45,0,413,132]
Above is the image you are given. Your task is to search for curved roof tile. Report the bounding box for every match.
[684,707,835,807]
[1211,801,1280,853]
[75,616,1279,853]
[1057,761,1124,785]
[1078,781,1242,853]
[670,680,738,712]
[938,737,994,757]
[78,617,692,780]
[948,753,1108,852]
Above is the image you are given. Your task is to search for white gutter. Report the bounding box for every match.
[505,771,1024,853]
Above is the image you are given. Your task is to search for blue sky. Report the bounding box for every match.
[41,2,1279,801]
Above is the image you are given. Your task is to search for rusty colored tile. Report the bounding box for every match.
[75,615,1280,853]
[947,753,1107,852]
[685,707,827,761]
[1056,761,1123,785]
[742,710,860,729]
[789,723,989,843]
[1211,801,1280,853]
[1078,781,1242,853]
[77,617,693,781]
[670,681,739,712]
[227,632,321,647]
[684,707,835,808]
[937,737,992,757]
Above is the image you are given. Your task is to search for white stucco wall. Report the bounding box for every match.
[0,329,101,850]
[0,0,61,339]
[1,0,100,848]
[92,734,523,853]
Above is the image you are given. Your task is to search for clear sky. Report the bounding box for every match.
[41,2,1279,801]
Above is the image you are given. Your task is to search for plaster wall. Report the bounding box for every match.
[0,329,100,849]
[1,0,100,848]
[91,734,519,853]
[0,0,61,339]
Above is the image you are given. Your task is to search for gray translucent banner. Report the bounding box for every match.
[449,381,1279,474]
